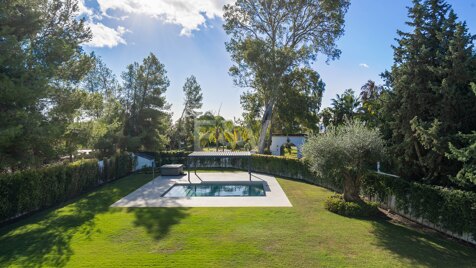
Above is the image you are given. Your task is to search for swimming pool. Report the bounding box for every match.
[162,183,266,197]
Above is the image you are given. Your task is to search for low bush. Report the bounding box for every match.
[0,153,133,223]
[325,194,380,217]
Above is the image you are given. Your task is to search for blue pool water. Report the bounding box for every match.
[162,183,266,197]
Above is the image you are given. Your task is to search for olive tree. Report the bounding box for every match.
[303,121,385,202]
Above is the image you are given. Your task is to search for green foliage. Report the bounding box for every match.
[446,132,476,189]
[0,0,93,170]
[384,0,476,183]
[325,194,380,217]
[444,84,476,189]
[358,80,390,129]
[171,75,203,150]
[121,53,172,152]
[303,121,385,201]
[271,67,325,134]
[0,153,132,223]
[329,89,361,126]
[363,173,476,239]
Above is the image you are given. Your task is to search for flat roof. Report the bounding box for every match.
[188,151,251,158]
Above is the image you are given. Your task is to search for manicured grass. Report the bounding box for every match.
[1,173,475,267]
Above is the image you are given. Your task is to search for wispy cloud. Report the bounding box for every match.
[359,63,369,68]
[96,0,234,36]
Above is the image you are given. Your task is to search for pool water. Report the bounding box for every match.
[162,183,266,197]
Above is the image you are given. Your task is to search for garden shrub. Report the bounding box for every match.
[363,173,476,239]
[325,194,380,217]
[0,153,132,223]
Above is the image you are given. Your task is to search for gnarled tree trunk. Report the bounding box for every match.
[342,174,362,202]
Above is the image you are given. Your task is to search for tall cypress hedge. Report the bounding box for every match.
[0,153,133,223]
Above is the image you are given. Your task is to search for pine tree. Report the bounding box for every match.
[121,53,171,151]
[174,75,203,150]
[0,0,92,171]
[385,0,476,184]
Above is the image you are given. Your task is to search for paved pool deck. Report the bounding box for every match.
[111,172,292,207]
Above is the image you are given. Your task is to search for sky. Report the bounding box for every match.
[79,0,476,121]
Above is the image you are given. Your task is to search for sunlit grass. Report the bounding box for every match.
[0,172,475,267]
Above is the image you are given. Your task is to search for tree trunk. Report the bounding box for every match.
[258,101,274,154]
[342,175,362,202]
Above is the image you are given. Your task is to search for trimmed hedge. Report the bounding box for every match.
[363,173,476,239]
[0,153,133,223]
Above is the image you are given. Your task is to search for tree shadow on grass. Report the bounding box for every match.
[0,176,146,267]
[128,207,189,240]
[370,219,476,267]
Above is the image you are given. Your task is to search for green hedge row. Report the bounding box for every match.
[0,153,133,223]
[363,173,476,239]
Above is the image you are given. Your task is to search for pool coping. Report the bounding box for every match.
[110,172,293,207]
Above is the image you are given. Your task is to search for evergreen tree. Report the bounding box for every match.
[173,75,203,150]
[120,53,171,152]
[0,0,92,171]
[385,0,476,183]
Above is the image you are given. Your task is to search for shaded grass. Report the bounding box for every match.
[0,173,475,267]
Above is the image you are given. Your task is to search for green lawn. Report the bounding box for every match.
[1,173,475,267]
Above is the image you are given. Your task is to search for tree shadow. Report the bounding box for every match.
[128,207,189,240]
[0,176,146,267]
[370,219,476,267]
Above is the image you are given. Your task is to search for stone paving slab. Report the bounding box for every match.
[111,172,292,207]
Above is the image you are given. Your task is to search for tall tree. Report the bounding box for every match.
[173,75,203,150]
[384,0,476,183]
[80,55,124,157]
[0,0,92,171]
[224,0,350,153]
[121,53,171,152]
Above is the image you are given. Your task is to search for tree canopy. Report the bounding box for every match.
[303,121,385,202]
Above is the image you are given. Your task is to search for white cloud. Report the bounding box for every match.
[84,23,129,48]
[359,63,369,68]
[96,0,234,36]
[77,0,129,48]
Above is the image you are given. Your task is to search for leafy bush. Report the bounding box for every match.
[325,194,380,217]
[363,173,476,239]
[0,153,132,223]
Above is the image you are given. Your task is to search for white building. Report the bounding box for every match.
[270,134,306,158]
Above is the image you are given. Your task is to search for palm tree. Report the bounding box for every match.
[199,115,228,151]
[331,89,360,125]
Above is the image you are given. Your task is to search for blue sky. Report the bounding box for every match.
[80,0,476,121]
